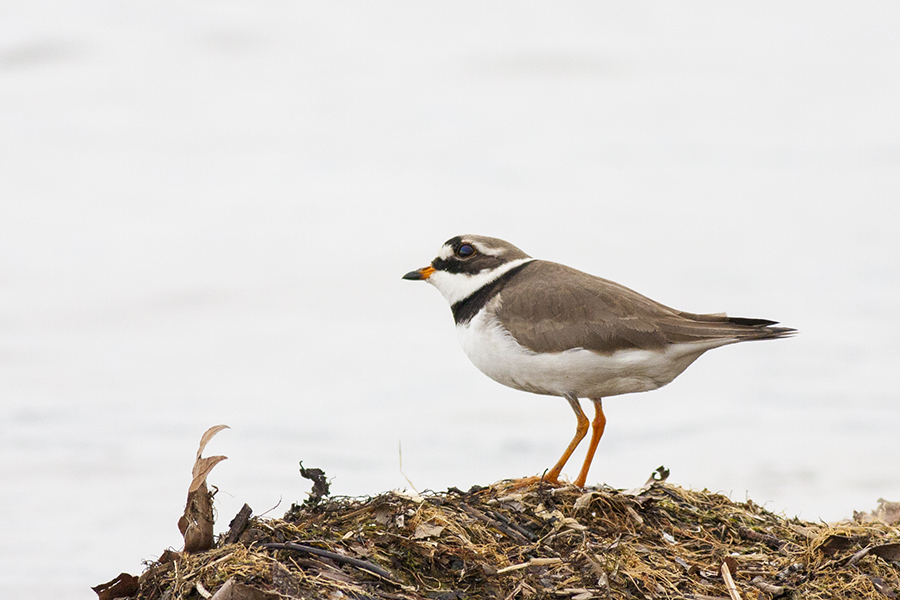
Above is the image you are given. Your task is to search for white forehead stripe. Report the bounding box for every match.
[427,257,535,306]
[437,244,454,260]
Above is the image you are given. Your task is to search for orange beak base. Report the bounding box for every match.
[402,265,435,281]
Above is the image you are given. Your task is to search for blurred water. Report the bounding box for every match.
[2,2,900,598]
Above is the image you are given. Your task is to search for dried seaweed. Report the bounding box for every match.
[127,473,900,600]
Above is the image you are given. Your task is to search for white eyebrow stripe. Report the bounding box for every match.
[475,242,504,257]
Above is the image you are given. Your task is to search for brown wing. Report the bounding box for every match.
[495,261,794,354]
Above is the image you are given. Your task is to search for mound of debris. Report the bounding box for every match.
[102,466,900,600]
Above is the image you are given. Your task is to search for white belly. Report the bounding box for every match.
[457,309,730,398]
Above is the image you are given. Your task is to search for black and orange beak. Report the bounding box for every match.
[402,265,435,281]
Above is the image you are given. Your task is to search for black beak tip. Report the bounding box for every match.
[402,270,423,281]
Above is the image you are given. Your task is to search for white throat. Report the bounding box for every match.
[428,258,535,306]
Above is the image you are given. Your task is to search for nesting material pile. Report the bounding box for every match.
[120,468,900,600]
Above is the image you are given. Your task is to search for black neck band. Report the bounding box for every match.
[451,261,534,325]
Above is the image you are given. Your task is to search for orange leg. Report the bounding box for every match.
[574,398,605,487]
[543,394,590,485]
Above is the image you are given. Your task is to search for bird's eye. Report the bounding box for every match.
[456,244,476,257]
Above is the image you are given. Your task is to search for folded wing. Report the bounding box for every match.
[495,261,795,355]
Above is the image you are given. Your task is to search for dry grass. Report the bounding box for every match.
[130,472,900,600]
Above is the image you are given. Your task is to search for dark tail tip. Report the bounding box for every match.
[728,316,777,327]
[729,316,797,339]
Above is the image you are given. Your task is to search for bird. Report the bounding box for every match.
[403,235,795,487]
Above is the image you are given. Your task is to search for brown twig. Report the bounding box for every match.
[223,503,253,545]
[736,525,783,550]
[261,542,396,581]
[459,503,531,544]
[750,576,786,596]
[720,559,743,600]
[485,507,538,542]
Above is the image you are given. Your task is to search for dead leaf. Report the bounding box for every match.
[412,523,445,539]
[561,517,588,531]
[197,424,230,459]
[179,425,229,553]
[854,498,900,525]
[574,491,598,510]
[871,543,900,562]
[158,549,181,564]
[210,578,281,600]
[787,523,817,539]
[647,465,670,484]
[817,534,857,556]
[271,562,303,598]
[877,499,900,524]
[623,465,670,497]
[92,572,139,600]
[373,505,392,525]
[868,575,898,599]
[189,455,228,494]
[299,462,330,505]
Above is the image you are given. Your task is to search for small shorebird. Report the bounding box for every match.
[403,235,795,487]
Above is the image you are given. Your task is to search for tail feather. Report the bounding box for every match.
[661,312,797,344]
[725,316,797,340]
[727,316,778,327]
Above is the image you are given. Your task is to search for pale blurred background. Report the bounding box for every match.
[2,2,899,598]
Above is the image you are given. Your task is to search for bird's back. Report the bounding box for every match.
[494,261,795,356]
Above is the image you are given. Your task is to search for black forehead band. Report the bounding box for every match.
[443,236,464,250]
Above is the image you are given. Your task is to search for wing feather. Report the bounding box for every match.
[494,261,794,354]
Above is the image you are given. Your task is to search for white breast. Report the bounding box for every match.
[457,303,733,399]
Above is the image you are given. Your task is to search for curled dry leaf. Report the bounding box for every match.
[299,461,330,506]
[623,464,670,496]
[178,425,230,553]
[92,572,139,600]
